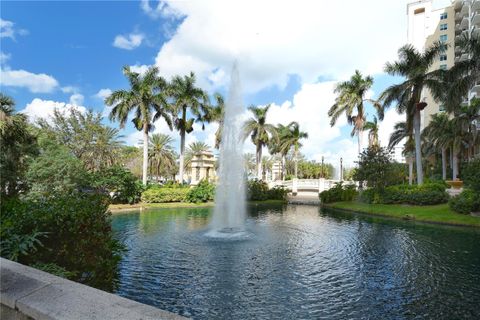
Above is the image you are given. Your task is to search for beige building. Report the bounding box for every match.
[407,0,480,128]
[187,151,216,185]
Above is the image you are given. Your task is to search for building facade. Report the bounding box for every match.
[407,0,479,128]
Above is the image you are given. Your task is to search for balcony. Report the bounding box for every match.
[474,0,480,11]
[454,0,463,11]
[461,16,469,29]
[461,3,469,15]
[473,11,480,26]
[455,11,462,21]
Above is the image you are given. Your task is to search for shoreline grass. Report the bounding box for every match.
[323,202,480,228]
[109,199,286,213]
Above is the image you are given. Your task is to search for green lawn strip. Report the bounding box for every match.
[324,202,480,227]
[109,199,286,212]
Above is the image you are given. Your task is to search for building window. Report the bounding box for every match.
[440,54,447,61]
[440,12,447,20]
[439,105,446,112]
[440,23,448,31]
[440,64,447,70]
[440,34,447,42]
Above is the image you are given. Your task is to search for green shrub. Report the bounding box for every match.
[449,189,480,214]
[267,186,288,201]
[92,166,144,204]
[141,187,189,203]
[359,183,449,205]
[320,182,358,204]
[461,159,480,192]
[247,179,270,201]
[186,180,215,203]
[0,194,123,291]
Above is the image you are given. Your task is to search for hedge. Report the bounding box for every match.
[320,182,358,204]
[141,187,190,203]
[360,183,449,205]
[449,189,480,214]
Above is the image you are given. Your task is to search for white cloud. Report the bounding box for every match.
[153,0,407,93]
[94,88,112,100]
[113,33,144,50]
[61,86,78,93]
[69,93,84,106]
[140,0,182,19]
[378,108,405,148]
[21,98,87,123]
[0,67,59,93]
[129,64,150,75]
[0,51,10,64]
[0,19,28,40]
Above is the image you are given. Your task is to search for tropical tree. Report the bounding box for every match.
[422,113,450,180]
[242,105,278,180]
[0,94,38,196]
[106,66,172,185]
[205,93,225,149]
[388,121,415,185]
[147,133,176,180]
[169,72,210,183]
[456,98,480,160]
[364,116,379,148]
[244,153,256,177]
[380,42,447,184]
[268,123,290,180]
[277,122,308,178]
[328,70,380,154]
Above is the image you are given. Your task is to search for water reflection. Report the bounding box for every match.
[112,205,480,319]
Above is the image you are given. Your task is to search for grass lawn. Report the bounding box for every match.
[109,199,285,212]
[324,202,480,228]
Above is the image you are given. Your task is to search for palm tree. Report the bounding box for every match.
[423,113,450,180]
[147,133,176,181]
[456,98,480,161]
[242,105,278,180]
[277,122,308,178]
[204,93,225,149]
[243,153,256,177]
[364,116,379,147]
[268,123,290,180]
[87,126,124,171]
[169,72,210,183]
[380,42,447,184]
[106,66,172,185]
[328,70,380,154]
[388,121,415,185]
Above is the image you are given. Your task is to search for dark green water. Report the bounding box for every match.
[112,204,480,319]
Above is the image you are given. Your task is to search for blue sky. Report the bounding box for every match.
[1,0,418,165]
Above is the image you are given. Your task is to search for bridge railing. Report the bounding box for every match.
[268,179,357,194]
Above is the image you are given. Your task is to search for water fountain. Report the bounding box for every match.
[208,63,247,236]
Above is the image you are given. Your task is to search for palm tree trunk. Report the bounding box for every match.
[142,123,149,185]
[282,155,286,181]
[413,110,423,185]
[256,144,262,180]
[441,148,447,180]
[178,107,186,183]
[452,146,459,180]
[294,144,298,178]
[408,156,413,185]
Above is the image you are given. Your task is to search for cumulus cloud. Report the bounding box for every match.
[94,88,112,100]
[113,33,144,50]
[0,67,59,93]
[0,18,28,40]
[152,0,407,93]
[129,64,150,75]
[378,108,405,148]
[21,98,87,123]
[0,51,10,64]
[140,0,182,19]
[69,93,84,106]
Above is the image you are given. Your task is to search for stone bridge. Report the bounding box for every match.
[269,178,356,195]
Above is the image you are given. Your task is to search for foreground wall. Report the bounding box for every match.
[0,258,187,320]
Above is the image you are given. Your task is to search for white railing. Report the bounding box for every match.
[269,179,357,193]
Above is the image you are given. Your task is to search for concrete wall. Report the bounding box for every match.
[0,258,187,320]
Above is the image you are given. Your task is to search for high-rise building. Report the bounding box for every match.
[407,0,479,128]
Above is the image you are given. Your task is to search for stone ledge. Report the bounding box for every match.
[0,258,187,320]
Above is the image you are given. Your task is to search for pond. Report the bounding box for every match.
[112,204,480,319]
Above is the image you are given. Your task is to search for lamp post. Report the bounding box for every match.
[340,157,343,181]
[321,156,324,178]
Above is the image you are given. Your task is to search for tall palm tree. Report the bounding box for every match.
[268,123,290,181]
[87,126,124,172]
[169,72,210,183]
[363,116,379,147]
[423,113,450,180]
[243,153,256,177]
[242,104,278,180]
[380,42,447,184]
[456,98,480,160]
[106,66,172,185]
[204,93,225,149]
[328,70,380,154]
[388,121,415,185]
[148,133,176,180]
[277,122,308,178]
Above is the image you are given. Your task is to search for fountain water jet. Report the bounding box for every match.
[208,63,247,237]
